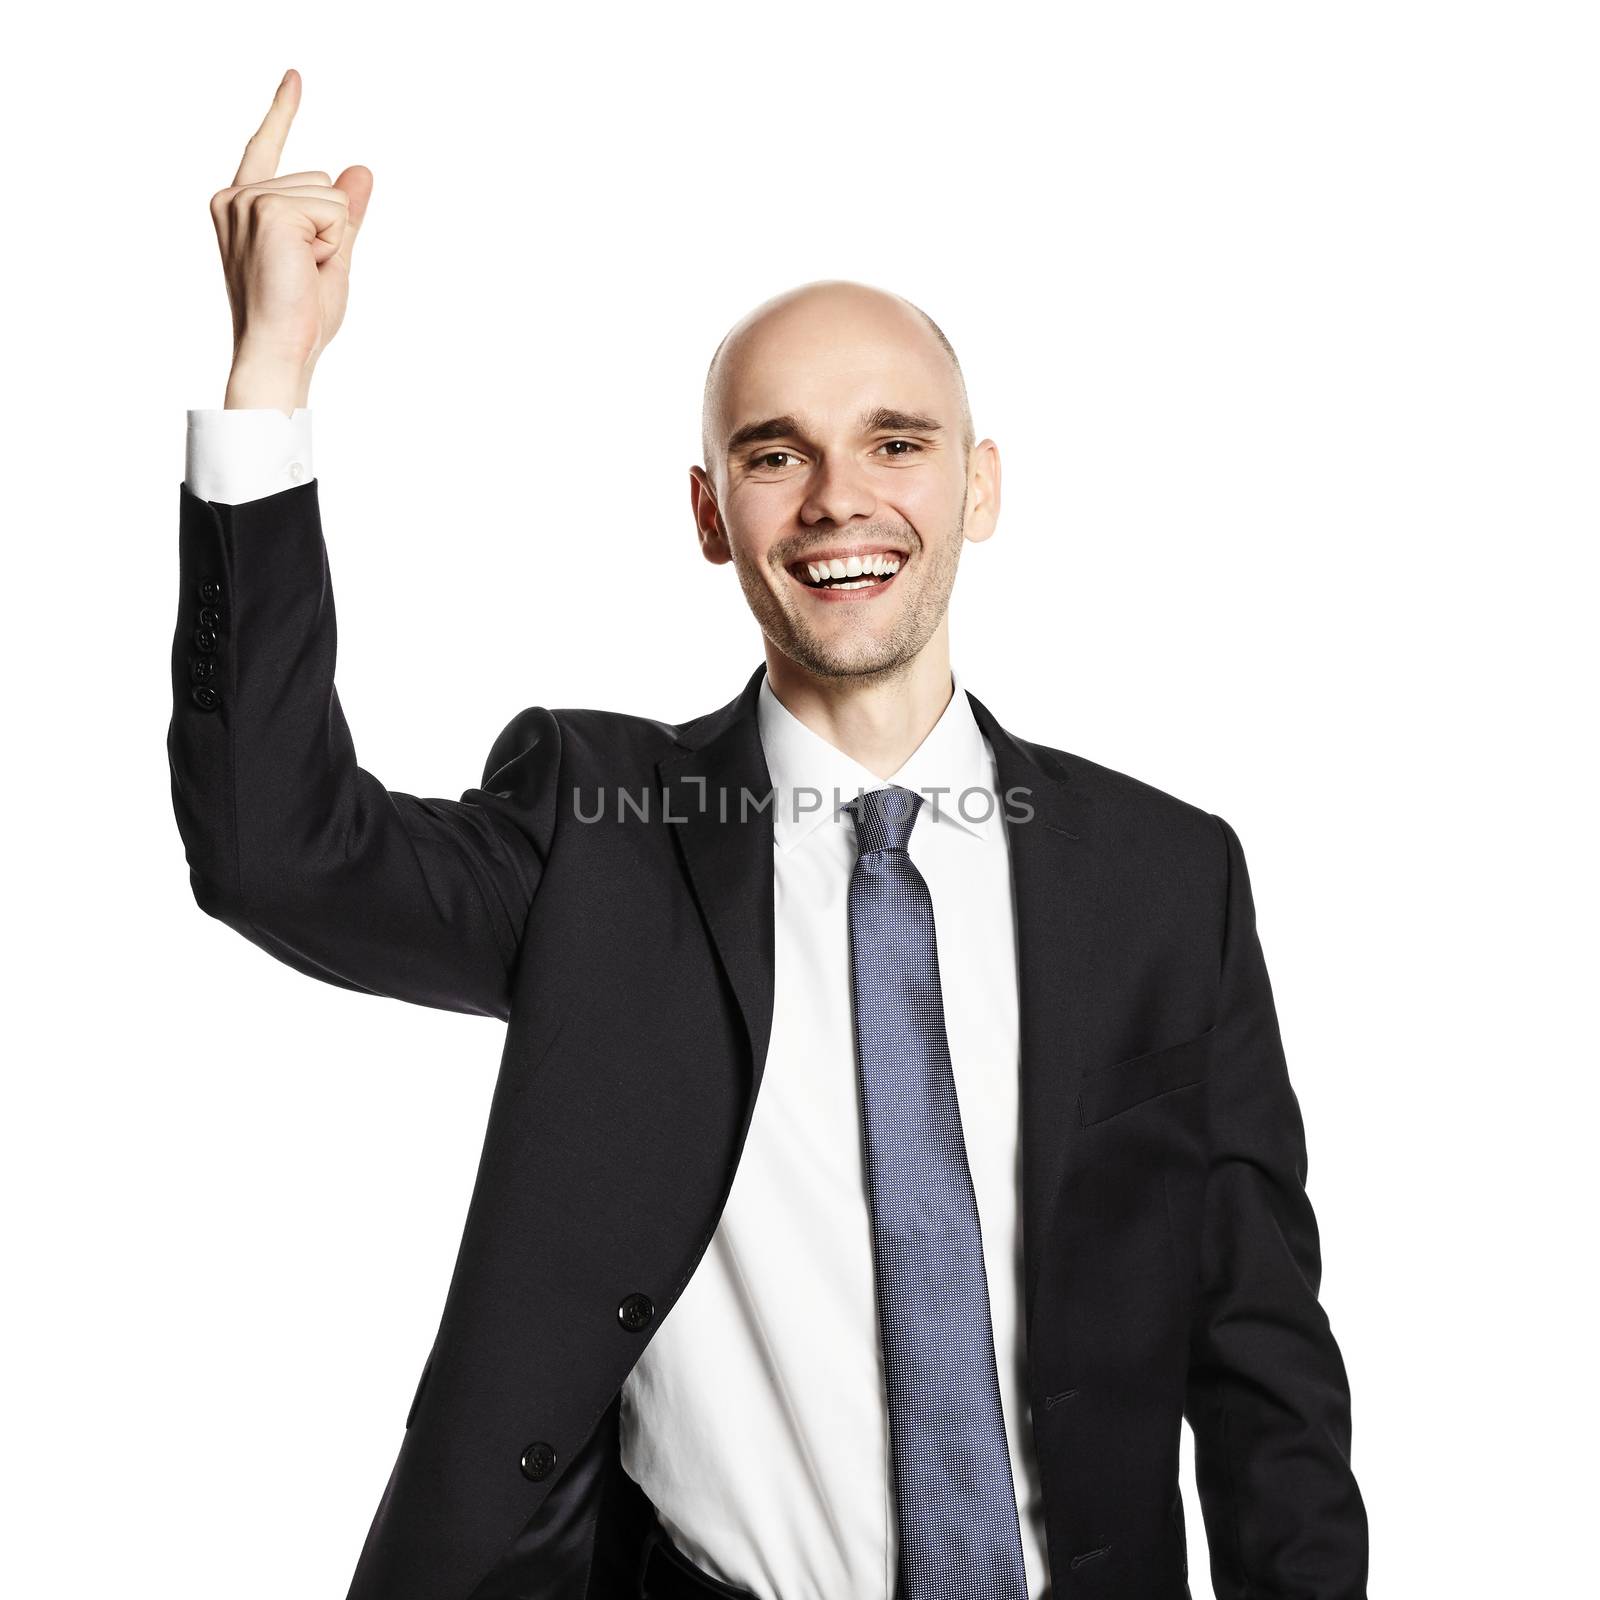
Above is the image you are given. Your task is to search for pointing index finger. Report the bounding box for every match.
[233,68,300,187]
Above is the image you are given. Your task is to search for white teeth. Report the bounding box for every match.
[798,552,905,586]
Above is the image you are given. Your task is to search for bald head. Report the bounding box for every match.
[700,279,976,487]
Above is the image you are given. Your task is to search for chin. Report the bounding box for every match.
[778,629,920,683]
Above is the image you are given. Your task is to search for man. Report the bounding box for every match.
[169,70,1368,1600]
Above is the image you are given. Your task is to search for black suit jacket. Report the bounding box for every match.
[168,479,1368,1600]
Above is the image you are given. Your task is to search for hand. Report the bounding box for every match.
[209,68,372,407]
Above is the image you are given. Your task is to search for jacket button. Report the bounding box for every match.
[618,1293,655,1332]
[191,684,220,712]
[191,657,217,684]
[198,605,222,630]
[198,579,223,605]
[193,626,218,654]
[520,1440,556,1481]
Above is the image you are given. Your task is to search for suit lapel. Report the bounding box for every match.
[965,690,1098,1343]
[657,663,778,1099]
[662,666,1099,1350]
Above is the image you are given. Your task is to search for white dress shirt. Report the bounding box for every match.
[184,406,314,504]
[184,412,1051,1600]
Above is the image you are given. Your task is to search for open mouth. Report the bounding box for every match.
[786,549,908,594]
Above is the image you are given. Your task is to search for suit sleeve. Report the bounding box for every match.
[167,478,560,1023]
[1184,814,1369,1599]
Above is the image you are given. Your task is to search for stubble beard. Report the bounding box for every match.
[731,502,967,685]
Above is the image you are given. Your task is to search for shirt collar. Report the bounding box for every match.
[756,665,1000,854]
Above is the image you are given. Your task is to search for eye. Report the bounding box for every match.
[749,450,800,472]
[876,439,924,459]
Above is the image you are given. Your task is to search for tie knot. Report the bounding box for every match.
[846,784,924,855]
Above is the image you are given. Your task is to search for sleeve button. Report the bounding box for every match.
[191,684,220,712]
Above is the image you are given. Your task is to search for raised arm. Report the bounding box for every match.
[168,70,557,1022]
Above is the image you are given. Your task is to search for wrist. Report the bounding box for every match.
[226,344,315,414]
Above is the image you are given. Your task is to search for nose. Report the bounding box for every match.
[799,453,878,529]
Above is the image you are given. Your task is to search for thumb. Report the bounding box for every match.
[332,165,374,267]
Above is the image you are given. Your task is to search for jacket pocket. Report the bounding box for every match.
[1077,1025,1215,1127]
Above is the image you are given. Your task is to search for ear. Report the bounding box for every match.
[689,465,733,565]
[962,439,1001,546]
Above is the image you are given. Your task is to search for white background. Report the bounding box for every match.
[4,3,1595,1594]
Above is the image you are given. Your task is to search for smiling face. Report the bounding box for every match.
[690,281,998,685]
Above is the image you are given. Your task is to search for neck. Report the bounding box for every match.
[762,631,954,781]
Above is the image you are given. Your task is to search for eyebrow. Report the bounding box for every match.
[726,407,945,457]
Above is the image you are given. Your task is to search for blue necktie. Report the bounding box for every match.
[844,784,1030,1600]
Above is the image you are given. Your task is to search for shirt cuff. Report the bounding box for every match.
[184,408,315,505]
